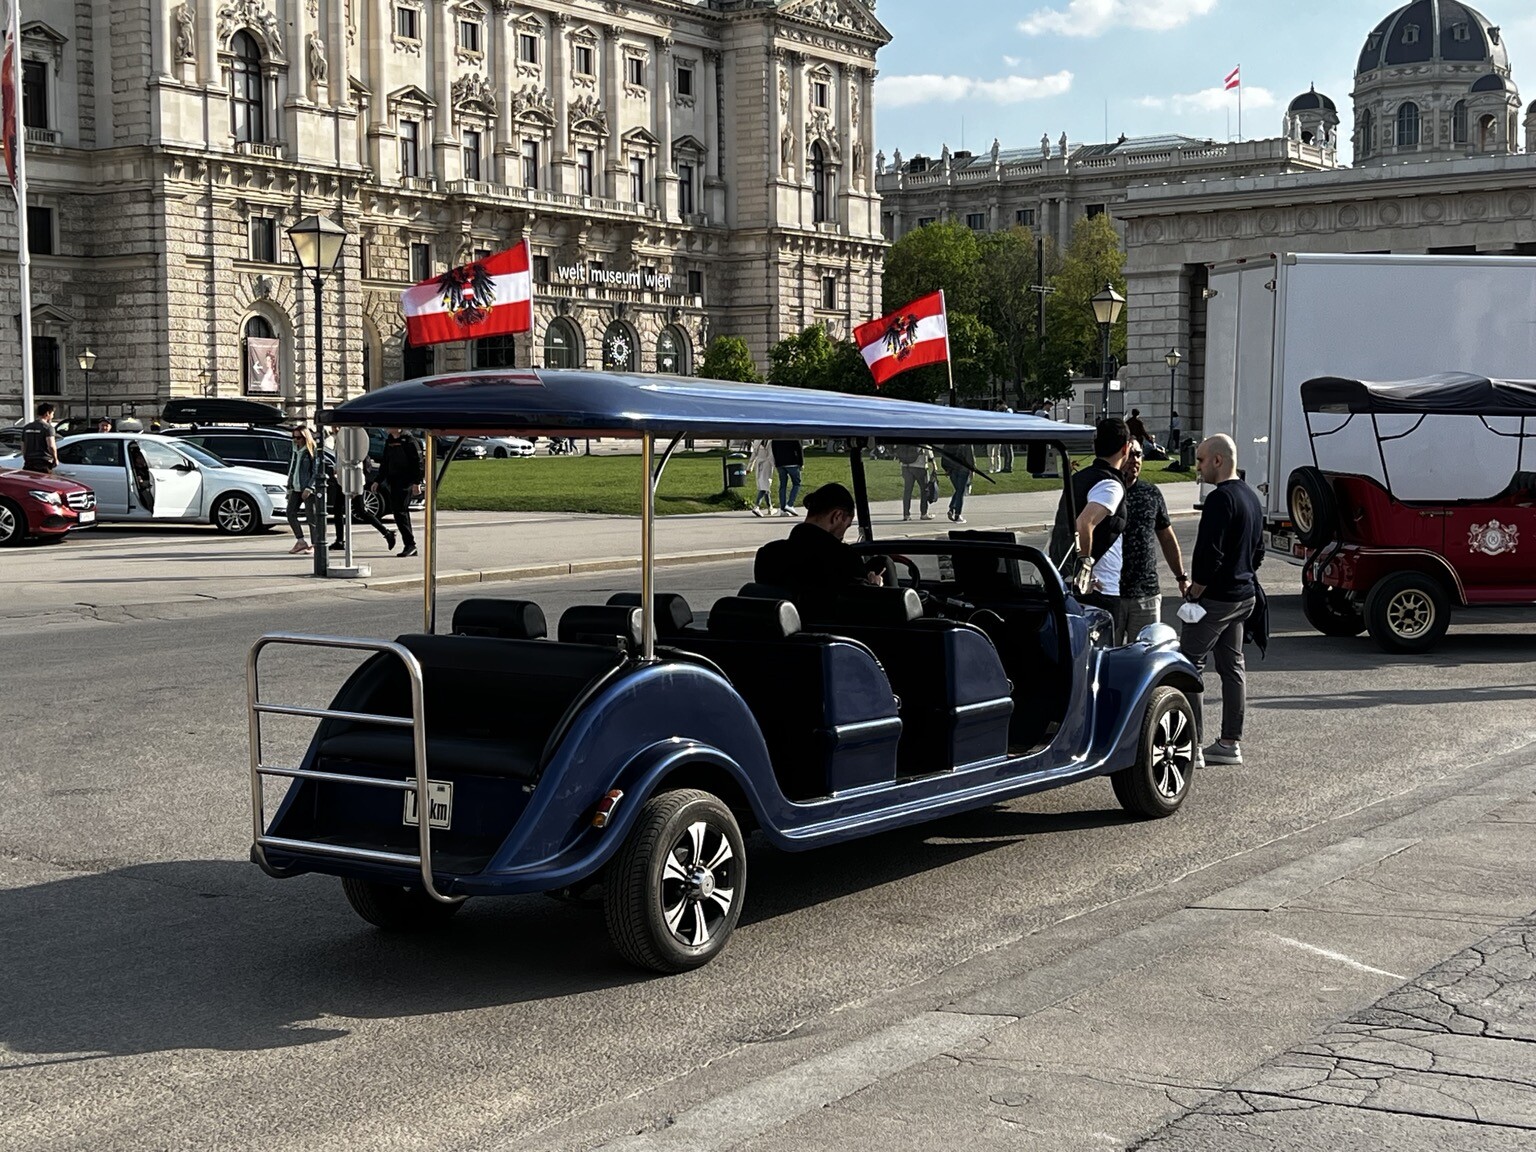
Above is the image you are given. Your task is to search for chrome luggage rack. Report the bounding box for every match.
[246,632,462,904]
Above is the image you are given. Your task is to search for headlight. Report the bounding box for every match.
[27,489,62,505]
[1137,623,1180,651]
[262,485,285,495]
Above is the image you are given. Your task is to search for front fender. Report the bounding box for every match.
[1089,645,1203,774]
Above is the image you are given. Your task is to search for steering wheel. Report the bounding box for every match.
[888,554,921,590]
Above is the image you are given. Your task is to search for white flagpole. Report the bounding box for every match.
[9,0,33,422]
[1237,65,1243,142]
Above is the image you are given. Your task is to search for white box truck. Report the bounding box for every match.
[1201,252,1536,559]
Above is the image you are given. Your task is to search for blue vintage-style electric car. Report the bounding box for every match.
[247,372,1202,972]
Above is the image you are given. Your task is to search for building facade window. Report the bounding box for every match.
[965,212,986,230]
[519,33,539,64]
[917,216,935,227]
[473,334,517,369]
[1453,100,1468,145]
[821,276,837,310]
[1085,203,1106,219]
[463,130,482,181]
[230,31,265,144]
[522,139,540,188]
[532,254,550,282]
[26,205,53,255]
[629,156,646,202]
[402,338,434,379]
[1358,108,1375,156]
[677,65,694,98]
[1396,102,1420,149]
[687,269,703,297]
[544,317,581,368]
[395,4,420,41]
[577,148,595,195]
[574,45,594,76]
[1401,23,1419,45]
[242,316,277,394]
[1479,113,1498,149]
[677,162,695,214]
[1015,208,1036,226]
[21,58,47,129]
[1453,21,1470,41]
[603,321,636,370]
[656,327,690,374]
[626,56,644,87]
[399,118,420,177]
[812,80,828,108]
[409,242,432,282]
[33,335,60,395]
[458,17,482,55]
[248,215,277,263]
[810,142,828,223]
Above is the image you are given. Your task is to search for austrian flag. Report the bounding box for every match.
[402,241,533,348]
[854,290,950,388]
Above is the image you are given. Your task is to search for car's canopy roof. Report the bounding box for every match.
[328,370,1094,447]
[1302,373,1536,418]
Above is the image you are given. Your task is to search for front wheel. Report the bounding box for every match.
[212,492,261,535]
[604,789,747,973]
[0,497,25,546]
[1112,685,1196,819]
[1302,584,1366,637]
[1365,572,1451,654]
[341,877,465,930]
[494,447,509,459]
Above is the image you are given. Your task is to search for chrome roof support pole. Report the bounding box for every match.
[423,432,437,634]
[848,440,874,543]
[640,432,656,662]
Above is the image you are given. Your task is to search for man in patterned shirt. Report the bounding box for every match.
[1109,442,1189,643]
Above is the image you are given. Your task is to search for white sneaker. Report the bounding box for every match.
[953,516,966,524]
[1202,741,1243,766]
[781,507,798,517]
[750,506,763,518]
[920,513,935,521]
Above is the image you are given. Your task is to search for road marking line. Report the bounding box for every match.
[1268,934,1406,980]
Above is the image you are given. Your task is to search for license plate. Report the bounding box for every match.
[402,780,453,830]
[77,510,95,524]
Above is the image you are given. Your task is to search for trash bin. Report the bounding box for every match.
[1179,438,1198,470]
[722,453,748,491]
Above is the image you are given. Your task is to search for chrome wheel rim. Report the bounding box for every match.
[1387,589,1435,639]
[1292,487,1314,534]
[0,504,17,543]
[217,498,252,533]
[1151,707,1194,800]
[660,820,736,948]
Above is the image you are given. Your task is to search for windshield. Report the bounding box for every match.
[175,442,230,469]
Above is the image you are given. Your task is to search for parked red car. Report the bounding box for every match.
[1289,374,1536,653]
[0,467,97,545]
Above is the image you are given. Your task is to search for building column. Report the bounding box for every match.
[604,26,623,198]
[835,63,852,224]
[656,37,676,218]
[328,0,349,110]
[702,49,722,221]
[551,15,570,191]
[197,0,219,87]
[432,0,454,175]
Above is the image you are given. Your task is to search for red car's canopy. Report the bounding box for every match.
[1302,373,1536,418]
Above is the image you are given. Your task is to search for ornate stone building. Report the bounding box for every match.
[0,0,889,422]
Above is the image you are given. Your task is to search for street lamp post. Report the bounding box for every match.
[77,347,96,426]
[1164,348,1182,450]
[287,214,350,578]
[1090,284,1125,422]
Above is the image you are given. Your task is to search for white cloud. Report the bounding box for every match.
[1002,55,1023,67]
[1019,0,1219,38]
[1161,84,1277,113]
[877,71,1074,108]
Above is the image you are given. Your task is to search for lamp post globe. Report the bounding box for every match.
[77,347,96,425]
[1090,284,1125,421]
[286,214,350,578]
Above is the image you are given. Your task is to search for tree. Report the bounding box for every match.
[698,335,762,383]
[766,324,867,395]
[1043,214,1128,405]
[977,227,1064,409]
[881,220,983,315]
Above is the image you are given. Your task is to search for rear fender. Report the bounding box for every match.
[1089,647,1203,773]
[1315,547,1466,606]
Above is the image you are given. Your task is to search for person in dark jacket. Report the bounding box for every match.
[942,443,977,523]
[1181,433,1265,767]
[329,456,397,553]
[375,428,424,558]
[755,483,883,597]
[20,402,58,473]
[1049,419,1133,595]
[771,439,804,516]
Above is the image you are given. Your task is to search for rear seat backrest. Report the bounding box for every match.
[606,592,695,635]
[707,596,802,640]
[452,598,547,640]
[558,605,643,652]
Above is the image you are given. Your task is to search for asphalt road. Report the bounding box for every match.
[3,525,1535,1150]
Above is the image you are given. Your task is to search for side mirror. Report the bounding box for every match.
[175,460,197,473]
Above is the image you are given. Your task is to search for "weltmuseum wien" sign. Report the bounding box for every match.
[555,263,676,292]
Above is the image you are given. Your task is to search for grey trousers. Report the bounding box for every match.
[1083,593,1162,646]
[1178,597,1255,744]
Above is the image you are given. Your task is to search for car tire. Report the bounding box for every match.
[604,788,746,973]
[1365,572,1451,654]
[1302,584,1366,637]
[340,877,465,931]
[361,489,385,520]
[494,447,509,459]
[0,497,26,546]
[1287,467,1339,549]
[1112,685,1196,820]
[212,492,261,535]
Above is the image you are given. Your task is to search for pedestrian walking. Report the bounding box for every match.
[943,442,976,523]
[1111,442,1188,643]
[1126,408,1149,446]
[284,426,320,555]
[747,439,776,516]
[772,438,804,516]
[1180,434,1265,767]
[377,427,424,558]
[894,443,937,520]
[20,402,58,474]
[328,456,397,553]
[1169,410,1182,453]
[1049,418,1133,576]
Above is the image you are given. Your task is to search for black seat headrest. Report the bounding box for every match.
[739,581,797,601]
[557,605,642,650]
[708,596,802,640]
[606,592,694,635]
[452,598,547,640]
[831,585,923,626]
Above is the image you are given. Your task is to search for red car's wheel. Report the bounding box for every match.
[1302,584,1365,637]
[1365,572,1450,654]
[1287,467,1338,549]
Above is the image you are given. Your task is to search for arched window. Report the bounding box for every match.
[230,31,265,145]
[473,334,518,369]
[602,321,636,371]
[543,318,581,368]
[1358,108,1375,157]
[810,142,828,224]
[1396,101,1420,149]
[243,315,280,395]
[656,326,690,374]
[1479,113,1498,150]
[1452,100,1469,145]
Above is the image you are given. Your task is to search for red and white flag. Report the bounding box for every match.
[1,3,19,194]
[402,241,533,348]
[1224,65,1241,91]
[854,290,950,388]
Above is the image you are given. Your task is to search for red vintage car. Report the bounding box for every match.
[1288,374,1536,653]
[0,466,97,545]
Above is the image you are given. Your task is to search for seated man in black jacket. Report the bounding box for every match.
[755,483,884,602]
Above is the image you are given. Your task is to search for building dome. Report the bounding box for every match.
[1357,1,1510,76]
[1288,84,1337,113]
[1469,72,1517,92]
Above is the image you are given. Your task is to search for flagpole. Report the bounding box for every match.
[1238,64,1243,142]
[9,0,33,422]
[940,289,957,408]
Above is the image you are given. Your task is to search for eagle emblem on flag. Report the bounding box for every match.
[1469,519,1518,557]
[436,261,498,328]
[882,312,921,361]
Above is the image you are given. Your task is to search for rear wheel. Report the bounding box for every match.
[1302,584,1366,637]
[494,447,509,459]
[1287,467,1338,549]
[1365,572,1451,654]
[0,498,25,546]
[341,877,465,930]
[212,492,261,535]
[604,789,746,973]
[361,489,385,520]
[1112,686,1195,819]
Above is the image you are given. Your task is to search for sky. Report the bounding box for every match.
[870,0,1536,160]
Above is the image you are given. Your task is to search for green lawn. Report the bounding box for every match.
[438,450,1191,516]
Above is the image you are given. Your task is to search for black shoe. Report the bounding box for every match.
[328,541,344,552]
[399,546,418,558]
[385,530,397,550]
